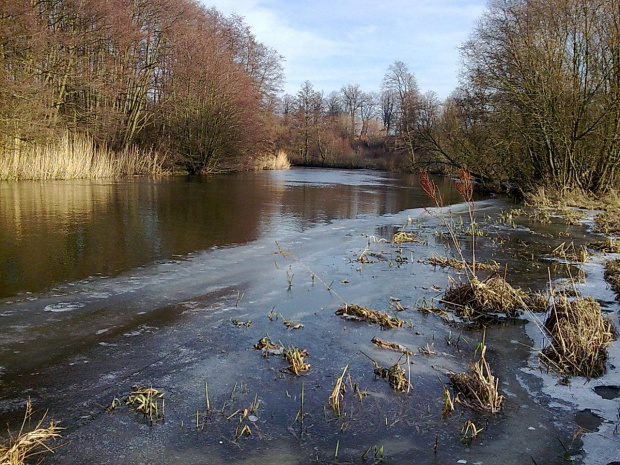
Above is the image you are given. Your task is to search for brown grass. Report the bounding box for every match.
[391,231,421,244]
[371,337,414,355]
[253,149,291,171]
[604,259,620,301]
[588,238,620,254]
[540,295,616,378]
[283,346,311,375]
[424,254,499,272]
[126,387,165,422]
[448,345,504,414]
[594,209,620,235]
[253,336,283,357]
[0,399,63,465]
[328,365,348,416]
[0,133,168,180]
[442,275,530,320]
[336,304,404,329]
[552,242,589,263]
[373,361,411,392]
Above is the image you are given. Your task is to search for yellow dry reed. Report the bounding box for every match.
[336,304,404,329]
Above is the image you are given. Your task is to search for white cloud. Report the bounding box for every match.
[201,0,488,98]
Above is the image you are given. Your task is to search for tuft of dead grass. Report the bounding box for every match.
[442,275,530,321]
[552,242,589,263]
[448,345,504,414]
[328,365,349,416]
[540,294,616,378]
[594,209,620,236]
[126,387,165,423]
[604,259,620,301]
[588,238,620,254]
[423,254,499,272]
[0,399,63,465]
[283,347,311,375]
[253,336,283,357]
[391,231,421,244]
[336,304,404,329]
[373,361,411,392]
[371,337,414,355]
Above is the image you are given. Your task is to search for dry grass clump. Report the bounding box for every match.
[373,361,411,392]
[253,336,283,357]
[283,346,311,375]
[595,208,620,235]
[0,133,167,181]
[391,231,421,244]
[540,295,616,378]
[442,275,530,320]
[0,400,62,465]
[328,365,349,416]
[371,337,414,355]
[525,291,550,313]
[424,254,499,272]
[336,304,404,329]
[588,238,620,254]
[552,242,589,263]
[604,259,620,301]
[253,149,291,171]
[126,387,164,422]
[448,345,504,414]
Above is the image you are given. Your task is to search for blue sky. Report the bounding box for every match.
[203,0,488,99]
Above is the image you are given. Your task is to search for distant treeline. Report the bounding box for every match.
[1,0,619,192]
[279,0,620,193]
[0,0,284,174]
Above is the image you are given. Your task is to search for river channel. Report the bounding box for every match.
[0,169,618,464]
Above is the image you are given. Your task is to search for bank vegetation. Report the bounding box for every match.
[1,0,619,194]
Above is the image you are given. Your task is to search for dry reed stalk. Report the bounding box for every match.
[283,347,311,375]
[442,274,530,320]
[253,149,291,171]
[540,295,616,378]
[604,259,620,301]
[552,242,589,263]
[0,399,63,465]
[336,304,404,329]
[441,383,455,417]
[328,365,349,416]
[448,345,504,414]
[371,337,414,355]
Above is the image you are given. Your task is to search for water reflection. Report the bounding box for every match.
[0,169,459,298]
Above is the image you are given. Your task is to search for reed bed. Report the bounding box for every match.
[604,259,620,301]
[336,304,404,329]
[448,345,504,414]
[0,134,167,181]
[0,400,62,465]
[442,275,530,320]
[252,149,291,171]
[540,295,616,378]
[594,208,620,236]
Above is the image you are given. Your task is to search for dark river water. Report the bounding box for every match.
[0,169,617,465]
[0,169,460,299]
